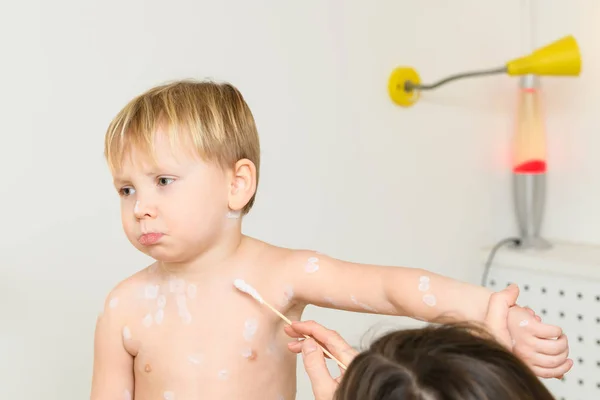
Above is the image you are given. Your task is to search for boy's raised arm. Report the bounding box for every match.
[289,250,491,322]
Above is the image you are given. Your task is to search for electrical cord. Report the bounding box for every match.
[481,237,522,287]
[404,66,508,92]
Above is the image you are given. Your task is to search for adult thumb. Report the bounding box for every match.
[485,284,519,343]
[301,338,337,400]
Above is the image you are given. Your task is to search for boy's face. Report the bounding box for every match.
[112,129,232,263]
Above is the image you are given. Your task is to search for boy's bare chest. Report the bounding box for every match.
[121,277,297,399]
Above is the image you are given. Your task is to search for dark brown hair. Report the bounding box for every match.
[335,323,555,400]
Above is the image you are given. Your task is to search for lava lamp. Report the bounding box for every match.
[512,74,550,248]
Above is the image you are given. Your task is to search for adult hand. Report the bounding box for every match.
[485,283,521,350]
[284,321,358,400]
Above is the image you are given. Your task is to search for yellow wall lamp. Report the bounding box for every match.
[387,35,581,107]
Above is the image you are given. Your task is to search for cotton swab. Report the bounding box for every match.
[233,278,348,370]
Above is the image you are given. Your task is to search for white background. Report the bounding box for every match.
[1,1,598,398]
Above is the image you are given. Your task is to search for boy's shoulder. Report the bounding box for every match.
[100,263,154,316]
[251,238,327,276]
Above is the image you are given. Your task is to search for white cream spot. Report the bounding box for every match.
[422,294,437,307]
[163,391,175,400]
[351,295,376,312]
[176,294,187,309]
[418,281,430,291]
[188,353,203,365]
[305,257,319,273]
[324,296,339,307]
[122,326,132,340]
[419,275,430,283]
[142,313,153,328]
[278,284,295,307]
[157,294,167,308]
[145,284,159,299]
[218,369,229,380]
[134,200,140,214]
[227,210,241,219]
[284,285,294,301]
[187,283,197,299]
[241,348,253,358]
[519,319,529,327]
[109,297,119,309]
[123,389,132,400]
[155,308,164,324]
[169,277,186,294]
[243,318,258,341]
[181,310,192,324]
[277,395,285,400]
[511,338,516,347]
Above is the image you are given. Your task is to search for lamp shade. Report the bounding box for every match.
[506,35,581,76]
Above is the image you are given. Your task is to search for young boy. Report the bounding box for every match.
[91,80,572,400]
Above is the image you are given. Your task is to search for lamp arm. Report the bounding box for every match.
[404,65,507,92]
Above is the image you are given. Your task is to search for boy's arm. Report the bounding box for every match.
[90,294,134,400]
[288,250,492,323]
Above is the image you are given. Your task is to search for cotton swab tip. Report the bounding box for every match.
[233,278,264,304]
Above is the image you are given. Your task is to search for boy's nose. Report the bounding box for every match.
[134,199,157,219]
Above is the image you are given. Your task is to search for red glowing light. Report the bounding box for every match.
[513,159,546,174]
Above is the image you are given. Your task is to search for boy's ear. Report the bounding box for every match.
[228,158,257,212]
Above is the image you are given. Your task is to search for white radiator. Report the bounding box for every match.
[482,240,600,400]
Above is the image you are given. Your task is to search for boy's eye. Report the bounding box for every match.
[158,177,175,186]
[119,186,135,197]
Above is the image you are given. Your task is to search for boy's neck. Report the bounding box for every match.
[156,228,247,278]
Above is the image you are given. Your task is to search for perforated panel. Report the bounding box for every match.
[487,266,600,400]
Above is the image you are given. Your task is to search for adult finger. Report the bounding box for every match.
[485,284,519,349]
[284,324,305,339]
[290,321,359,367]
[301,338,338,400]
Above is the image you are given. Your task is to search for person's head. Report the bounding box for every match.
[104,79,260,263]
[335,322,555,400]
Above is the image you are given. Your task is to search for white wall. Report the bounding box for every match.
[0,1,595,399]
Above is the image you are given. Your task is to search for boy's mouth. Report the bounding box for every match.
[138,232,164,246]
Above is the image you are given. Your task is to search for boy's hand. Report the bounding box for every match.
[507,300,573,379]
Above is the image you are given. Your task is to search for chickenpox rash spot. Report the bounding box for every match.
[123,326,132,340]
[305,257,319,273]
[163,391,175,400]
[242,348,258,360]
[422,294,437,307]
[226,210,241,219]
[350,295,377,312]
[109,297,119,308]
[169,277,186,294]
[145,284,159,299]
[155,308,164,324]
[243,318,258,342]
[218,369,229,380]
[188,353,202,365]
[143,313,154,327]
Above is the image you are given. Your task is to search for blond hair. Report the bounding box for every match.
[104,79,260,214]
